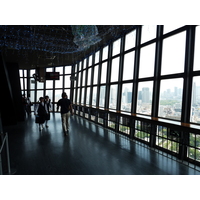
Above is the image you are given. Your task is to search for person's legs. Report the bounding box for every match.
[61,113,67,132]
[65,112,70,131]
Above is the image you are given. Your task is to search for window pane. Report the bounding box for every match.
[73,88,76,103]
[141,25,157,44]
[46,67,53,72]
[36,90,44,101]
[83,58,87,69]
[158,78,183,120]
[64,75,71,88]
[78,72,81,87]
[24,78,27,90]
[87,68,91,85]
[81,88,85,104]
[30,78,35,89]
[109,84,118,110]
[125,30,136,51]
[82,70,86,86]
[75,64,78,73]
[123,51,135,81]
[102,46,108,60]
[55,76,63,88]
[93,65,99,85]
[19,70,23,77]
[99,85,106,108]
[121,83,133,112]
[55,66,63,75]
[161,32,186,75]
[191,76,200,123]
[86,87,90,105]
[64,66,71,74]
[55,90,63,102]
[30,91,35,103]
[30,69,35,77]
[194,26,200,71]
[95,51,100,64]
[92,86,97,106]
[139,43,155,78]
[101,62,107,84]
[110,57,119,82]
[89,55,92,66]
[37,80,44,89]
[79,61,82,71]
[45,90,53,102]
[20,78,24,90]
[46,80,53,89]
[77,88,80,103]
[112,38,121,56]
[137,81,153,115]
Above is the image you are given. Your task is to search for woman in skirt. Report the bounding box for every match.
[34,97,48,131]
[44,95,52,128]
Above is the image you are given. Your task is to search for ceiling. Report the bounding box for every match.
[0,25,136,69]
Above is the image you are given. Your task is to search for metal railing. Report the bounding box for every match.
[0,132,11,175]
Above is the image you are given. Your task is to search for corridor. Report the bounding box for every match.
[2,113,200,175]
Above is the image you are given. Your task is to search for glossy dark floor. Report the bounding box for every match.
[3,113,200,175]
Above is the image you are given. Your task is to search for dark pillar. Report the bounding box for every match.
[0,54,24,126]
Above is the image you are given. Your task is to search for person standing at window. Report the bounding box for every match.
[34,97,48,131]
[44,95,52,128]
[57,92,73,135]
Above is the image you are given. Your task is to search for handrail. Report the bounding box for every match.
[0,132,11,175]
[73,104,200,134]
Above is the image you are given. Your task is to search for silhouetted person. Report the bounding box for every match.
[57,92,73,135]
[34,97,48,131]
[44,95,52,128]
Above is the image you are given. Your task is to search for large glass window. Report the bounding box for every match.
[45,90,53,101]
[191,76,200,123]
[86,87,90,105]
[64,66,71,74]
[109,84,118,110]
[46,80,53,89]
[125,30,136,51]
[141,25,157,44]
[161,31,186,75]
[87,68,91,86]
[78,72,81,87]
[89,55,92,66]
[92,86,97,106]
[55,76,63,88]
[137,81,153,115]
[110,57,119,82]
[121,83,133,112]
[101,62,107,84]
[93,65,99,85]
[139,43,155,78]
[99,85,106,108]
[82,70,86,86]
[123,51,135,81]
[37,81,44,90]
[112,38,121,56]
[102,46,108,60]
[95,51,99,64]
[64,75,71,88]
[158,78,183,120]
[36,90,44,101]
[81,88,85,104]
[193,26,200,71]
[55,89,62,102]
[55,66,63,75]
